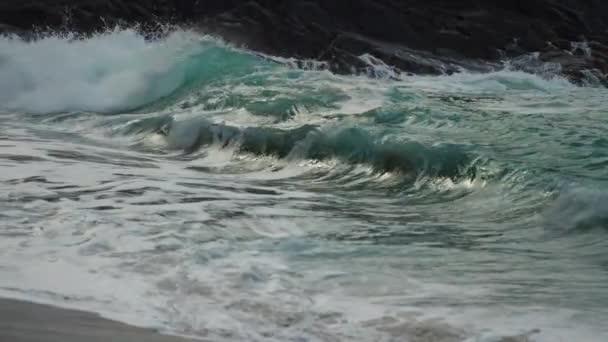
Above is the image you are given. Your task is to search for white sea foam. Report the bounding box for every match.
[0,28,208,114]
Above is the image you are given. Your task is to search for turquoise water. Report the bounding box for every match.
[1,29,607,341]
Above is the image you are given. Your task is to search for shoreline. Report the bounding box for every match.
[0,297,202,342]
[1,1,608,84]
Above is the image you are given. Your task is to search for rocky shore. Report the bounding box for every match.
[1,1,607,81]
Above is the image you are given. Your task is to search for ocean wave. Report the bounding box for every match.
[121,115,477,181]
[544,187,608,234]
[0,28,588,117]
[0,28,265,114]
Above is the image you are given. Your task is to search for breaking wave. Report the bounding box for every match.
[0,29,265,114]
[0,27,585,116]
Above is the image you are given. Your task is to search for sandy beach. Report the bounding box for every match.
[0,298,200,342]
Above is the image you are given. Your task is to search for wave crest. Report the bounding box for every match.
[126,116,476,180]
[0,28,262,114]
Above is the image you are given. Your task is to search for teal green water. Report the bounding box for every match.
[1,29,607,341]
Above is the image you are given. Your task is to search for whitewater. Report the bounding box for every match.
[1,29,607,342]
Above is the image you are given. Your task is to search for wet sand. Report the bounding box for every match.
[0,298,201,342]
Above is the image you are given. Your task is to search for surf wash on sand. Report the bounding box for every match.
[1,2,608,341]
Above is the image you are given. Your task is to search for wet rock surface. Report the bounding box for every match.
[1,0,607,82]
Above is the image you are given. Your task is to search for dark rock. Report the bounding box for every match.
[1,0,608,83]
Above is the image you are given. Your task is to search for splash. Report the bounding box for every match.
[0,28,263,114]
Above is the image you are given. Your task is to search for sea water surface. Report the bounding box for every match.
[1,29,607,342]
